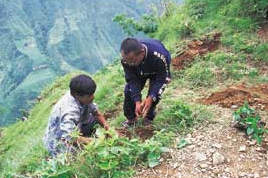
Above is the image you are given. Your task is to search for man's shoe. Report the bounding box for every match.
[143,119,153,126]
[121,119,137,128]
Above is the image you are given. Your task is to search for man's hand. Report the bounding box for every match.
[142,96,153,117]
[135,101,143,117]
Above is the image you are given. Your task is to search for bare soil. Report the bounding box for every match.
[257,23,268,42]
[172,32,221,70]
[116,125,155,141]
[201,84,268,111]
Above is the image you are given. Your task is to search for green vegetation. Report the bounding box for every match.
[233,103,268,144]
[0,60,210,177]
[0,0,153,126]
[1,0,268,177]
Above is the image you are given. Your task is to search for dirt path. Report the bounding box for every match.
[134,106,268,178]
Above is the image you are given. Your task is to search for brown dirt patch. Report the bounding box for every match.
[134,126,155,141]
[116,128,132,139]
[116,126,155,141]
[172,32,221,70]
[257,22,268,42]
[201,84,268,111]
[104,109,118,119]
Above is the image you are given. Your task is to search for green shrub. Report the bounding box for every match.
[112,14,158,36]
[233,103,268,144]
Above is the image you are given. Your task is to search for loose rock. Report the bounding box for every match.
[195,152,207,162]
[212,152,225,165]
[239,145,246,152]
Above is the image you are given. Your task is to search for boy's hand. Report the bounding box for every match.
[77,136,92,145]
[96,110,110,130]
[103,123,109,131]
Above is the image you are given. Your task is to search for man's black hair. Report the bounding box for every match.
[120,38,143,55]
[70,74,96,96]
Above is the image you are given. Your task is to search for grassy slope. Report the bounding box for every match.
[0,0,267,177]
[0,62,125,174]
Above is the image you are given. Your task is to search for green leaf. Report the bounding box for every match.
[233,113,241,121]
[148,152,160,168]
[177,139,188,149]
[246,127,254,135]
[148,158,160,168]
[97,160,119,170]
[255,135,262,144]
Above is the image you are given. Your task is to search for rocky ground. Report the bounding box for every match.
[135,106,268,178]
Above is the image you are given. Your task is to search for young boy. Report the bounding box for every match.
[43,74,109,157]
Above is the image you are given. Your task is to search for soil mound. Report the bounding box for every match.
[201,84,268,111]
[172,32,221,70]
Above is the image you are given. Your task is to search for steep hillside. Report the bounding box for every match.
[0,0,154,126]
[0,0,267,177]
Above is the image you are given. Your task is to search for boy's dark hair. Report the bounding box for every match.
[120,38,143,55]
[70,74,96,96]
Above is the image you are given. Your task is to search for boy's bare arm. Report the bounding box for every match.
[95,110,109,130]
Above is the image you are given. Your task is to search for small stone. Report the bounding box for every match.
[239,154,245,159]
[175,173,182,178]
[199,163,208,169]
[212,167,220,174]
[232,139,237,142]
[201,169,206,172]
[188,145,195,149]
[231,105,238,109]
[197,135,205,140]
[238,132,245,136]
[239,145,246,152]
[263,171,268,176]
[195,152,207,162]
[254,173,260,178]
[239,172,247,177]
[212,143,222,149]
[248,140,257,146]
[173,163,179,169]
[225,167,231,172]
[256,147,266,153]
[209,148,216,153]
[212,152,225,165]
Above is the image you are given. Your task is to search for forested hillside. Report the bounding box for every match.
[0,0,155,125]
